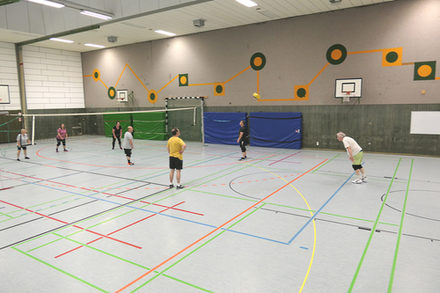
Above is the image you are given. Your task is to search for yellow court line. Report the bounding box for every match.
[157,74,179,94]
[188,82,217,86]
[253,165,317,293]
[98,78,108,90]
[127,64,150,92]
[224,65,251,84]
[115,64,128,87]
[348,49,384,55]
[257,71,260,93]
[307,63,329,86]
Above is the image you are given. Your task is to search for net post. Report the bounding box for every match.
[31,115,35,145]
[165,98,169,138]
[193,107,196,126]
[200,98,205,144]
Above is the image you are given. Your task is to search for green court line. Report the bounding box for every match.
[348,158,402,293]
[0,211,13,218]
[51,233,212,292]
[132,203,267,292]
[191,189,399,227]
[387,159,414,293]
[12,247,109,293]
[312,153,340,173]
[16,153,274,251]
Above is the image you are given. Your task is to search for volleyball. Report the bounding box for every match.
[252,92,261,100]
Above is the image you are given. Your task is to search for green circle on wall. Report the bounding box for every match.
[386,51,399,63]
[150,92,156,101]
[215,85,224,94]
[326,44,347,65]
[296,88,307,98]
[250,52,266,71]
[94,72,99,79]
[108,86,116,99]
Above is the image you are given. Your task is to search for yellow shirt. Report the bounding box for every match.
[167,136,185,160]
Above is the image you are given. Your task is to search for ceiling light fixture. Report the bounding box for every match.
[154,30,176,37]
[26,0,64,8]
[49,38,74,43]
[80,10,113,20]
[235,0,257,8]
[84,43,105,48]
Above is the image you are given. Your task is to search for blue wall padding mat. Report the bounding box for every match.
[204,112,247,145]
[249,112,302,149]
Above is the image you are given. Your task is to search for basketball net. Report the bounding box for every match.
[342,91,351,103]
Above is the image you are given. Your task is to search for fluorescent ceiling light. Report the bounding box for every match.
[50,38,74,43]
[80,10,113,20]
[27,0,65,8]
[154,30,176,37]
[84,43,105,48]
[235,0,257,7]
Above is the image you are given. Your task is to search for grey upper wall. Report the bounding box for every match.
[82,0,440,108]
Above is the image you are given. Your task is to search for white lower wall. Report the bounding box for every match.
[0,42,20,111]
[23,45,85,110]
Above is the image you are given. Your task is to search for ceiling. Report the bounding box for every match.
[1,0,395,52]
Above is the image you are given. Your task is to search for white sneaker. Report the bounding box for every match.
[352,178,363,184]
[362,176,367,183]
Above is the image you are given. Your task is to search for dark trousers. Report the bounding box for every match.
[112,137,121,148]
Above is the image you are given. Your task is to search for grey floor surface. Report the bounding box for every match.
[0,135,439,293]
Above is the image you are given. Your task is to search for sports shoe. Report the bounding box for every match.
[56,149,59,152]
[362,176,367,183]
[352,178,363,184]
[176,185,184,189]
[17,158,20,161]
[25,157,30,159]
[239,157,245,161]
[128,162,134,166]
[64,149,68,152]
[169,184,174,188]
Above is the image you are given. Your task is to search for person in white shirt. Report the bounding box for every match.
[123,126,134,166]
[336,132,366,184]
[16,129,30,161]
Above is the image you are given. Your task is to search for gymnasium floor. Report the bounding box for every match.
[0,135,439,293]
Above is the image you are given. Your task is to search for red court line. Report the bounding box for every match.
[55,201,185,258]
[0,199,142,250]
[268,152,301,166]
[115,159,328,292]
[0,187,12,191]
[1,170,203,217]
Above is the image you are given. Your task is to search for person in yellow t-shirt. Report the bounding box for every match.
[167,128,186,189]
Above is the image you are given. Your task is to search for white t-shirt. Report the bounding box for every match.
[123,131,133,149]
[16,133,28,145]
[342,136,362,156]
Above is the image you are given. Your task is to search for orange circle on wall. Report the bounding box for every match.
[253,57,263,67]
[109,88,115,96]
[417,65,432,78]
[331,49,343,61]
[180,75,187,85]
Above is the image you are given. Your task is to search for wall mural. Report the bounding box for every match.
[84,45,439,104]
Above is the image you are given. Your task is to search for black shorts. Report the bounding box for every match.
[169,156,183,170]
[17,146,27,150]
[56,138,66,145]
[124,149,132,157]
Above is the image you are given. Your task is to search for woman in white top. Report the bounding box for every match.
[17,129,30,161]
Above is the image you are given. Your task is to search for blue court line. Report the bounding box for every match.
[11,177,288,246]
[287,172,355,244]
[300,246,309,250]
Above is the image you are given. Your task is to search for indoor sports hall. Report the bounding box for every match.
[0,1,439,293]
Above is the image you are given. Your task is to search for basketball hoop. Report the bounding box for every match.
[342,91,352,103]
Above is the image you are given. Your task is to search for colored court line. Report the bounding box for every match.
[12,247,108,293]
[51,233,214,292]
[312,153,340,173]
[131,203,266,292]
[268,151,300,166]
[54,201,185,258]
[16,153,279,253]
[114,159,327,292]
[190,189,399,227]
[0,211,13,218]
[388,159,414,293]
[287,172,355,245]
[0,199,142,249]
[0,187,12,191]
[348,158,402,293]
